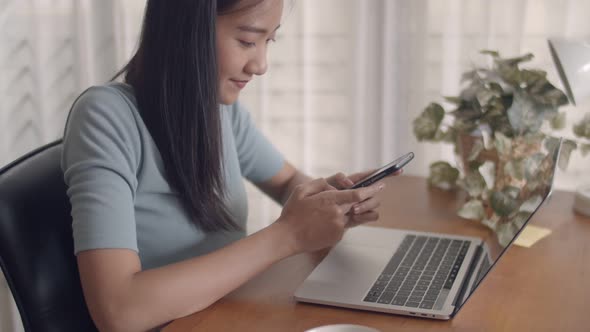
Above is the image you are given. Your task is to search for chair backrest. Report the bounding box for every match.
[0,141,97,332]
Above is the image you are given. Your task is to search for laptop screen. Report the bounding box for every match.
[451,137,563,315]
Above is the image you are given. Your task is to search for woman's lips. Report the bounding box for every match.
[230,79,248,89]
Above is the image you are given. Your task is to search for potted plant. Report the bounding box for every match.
[413,50,590,245]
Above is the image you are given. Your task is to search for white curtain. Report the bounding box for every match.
[0,0,145,167]
[1,1,589,330]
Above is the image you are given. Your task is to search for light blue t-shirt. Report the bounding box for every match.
[61,82,284,269]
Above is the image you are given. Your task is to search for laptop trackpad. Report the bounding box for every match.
[295,243,392,304]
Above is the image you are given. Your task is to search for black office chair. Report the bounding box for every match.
[0,140,97,332]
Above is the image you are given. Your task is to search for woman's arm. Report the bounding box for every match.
[78,178,383,332]
[78,221,294,332]
[255,161,311,205]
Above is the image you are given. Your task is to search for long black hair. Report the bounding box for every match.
[114,0,263,232]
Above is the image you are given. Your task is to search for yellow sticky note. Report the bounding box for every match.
[513,225,552,248]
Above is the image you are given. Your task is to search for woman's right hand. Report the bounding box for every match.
[277,178,384,255]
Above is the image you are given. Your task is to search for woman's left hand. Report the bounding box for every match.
[325,168,402,227]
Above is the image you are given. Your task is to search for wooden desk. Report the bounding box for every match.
[164,176,590,331]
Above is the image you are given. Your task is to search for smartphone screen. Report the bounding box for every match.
[351,152,414,189]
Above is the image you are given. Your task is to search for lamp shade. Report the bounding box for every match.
[548,38,590,106]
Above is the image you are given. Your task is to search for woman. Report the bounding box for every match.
[61,0,393,331]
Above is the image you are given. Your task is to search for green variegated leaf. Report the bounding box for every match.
[453,118,478,133]
[479,161,496,189]
[558,139,578,170]
[504,158,525,180]
[488,82,504,94]
[495,54,533,86]
[511,211,533,229]
[453,106,482,122]
[428,161,460,190]
[490,121,514,139]
[497,64,521,86]
[549,112,567,130]
[539,87,569,107]
[468,160,485,171]
[461,70,478,83]
[482,214,500,231]
[507,93,548,134]
[496,222,519,247]
[490,190,519,217]
[443,96,463,105]
[458,199,485,221]
[480,50,500,57]
[523,133,545,145]
[497,53,534,67]
[520,195,543,213]
[526,78,569,107]
[526,178,541,191]
[413,103,445,141]
[543,136,561,153]
[482,103,505,120]
[434,128,457,143]
[468,139,484,161]
[573,114,590,139]
[524,153,545,180]
[503,186,520,199]
[480,126,493,150]
[476,87,500,106]
[458,170,487,197]
[520,69,547,87]
[459,85,479,101]
[494,132,512,155]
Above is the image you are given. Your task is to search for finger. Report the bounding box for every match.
[327,172,354,189]
[329,182,386,205]
[351,197,380,215]
[346,211,379,228]
[296,178,333,197]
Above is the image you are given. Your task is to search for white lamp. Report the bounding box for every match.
[548,39,590,105]
[548,38,590,217]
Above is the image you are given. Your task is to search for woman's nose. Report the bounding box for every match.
[245,48,268,76]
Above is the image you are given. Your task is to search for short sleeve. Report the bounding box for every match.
[61,86,141,254]
[229,102,284,182]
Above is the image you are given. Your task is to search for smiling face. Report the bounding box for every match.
[216,0,283,105]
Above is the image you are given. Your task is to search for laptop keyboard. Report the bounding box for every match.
[363,235,470,309]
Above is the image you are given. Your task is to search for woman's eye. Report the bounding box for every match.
[266,38,276,44]
[239,40,256,48]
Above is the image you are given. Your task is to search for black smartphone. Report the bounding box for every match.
[350,152,414,189]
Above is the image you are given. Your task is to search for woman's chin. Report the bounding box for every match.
[219,92,239,105]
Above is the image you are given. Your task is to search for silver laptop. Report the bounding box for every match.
[295,138,562,320]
